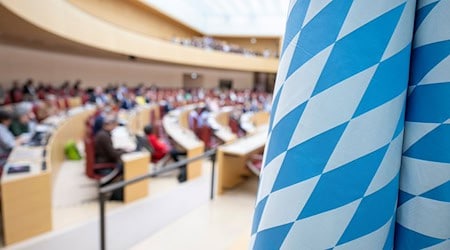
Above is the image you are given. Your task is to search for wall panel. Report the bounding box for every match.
[0,44,253,89]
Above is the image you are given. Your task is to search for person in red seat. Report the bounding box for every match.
[144,125,168,161]
[143,125,187,182]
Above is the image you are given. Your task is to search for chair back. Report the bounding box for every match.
[13,91,23,103]
[84,136,96,179]
[85,116,95,138]
[196,125,214,149]
[159,105,166,118]
[229,118,245,137]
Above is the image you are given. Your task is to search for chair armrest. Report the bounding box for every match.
[99,167,120,186]
[250,153,264,161]
[94,163,117,170]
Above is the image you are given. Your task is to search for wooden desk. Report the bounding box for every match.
[67,97,82,108]
[210,107,237,144]
[122,151,150,203]
[119,104,159,135]
[251,111,270,127]
[176,104,197,130]
[46,107,95,178]
[112,120,151,203]
[217,128,268,194]
[1,106,94,246]
[240,111,270,135]
[163,108,205,180]
[1,147,52,246]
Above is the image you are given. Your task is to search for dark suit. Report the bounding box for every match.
[94,129,123,164]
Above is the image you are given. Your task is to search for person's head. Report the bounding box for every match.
[14,102,34,123]
[102,114,118,132]
[143,125,154,135]
[0,109,13,126]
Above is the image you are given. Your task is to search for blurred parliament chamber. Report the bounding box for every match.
[0,0,281,249]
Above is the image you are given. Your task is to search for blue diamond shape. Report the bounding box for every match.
[394,224,445,249]
[265,102,307,165]
[410,41,450,86]
[281,0,311,55]
[338,174,399,245]
[286,1,352,78]
[252,196,268,235]
[312,4,406,96]
[253,223,293,250]
[406,84,450,123]
[299,145,389,220]
[353,45,410,118]
[404,124,450,163]
[271,122,348,192]
[421,181,450,202]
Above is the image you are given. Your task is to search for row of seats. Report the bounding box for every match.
[83,107,166,180]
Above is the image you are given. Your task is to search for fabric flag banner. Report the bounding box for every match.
[395,0,450,249]
[251,0,417,249]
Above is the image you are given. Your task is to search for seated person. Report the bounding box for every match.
[93,106,115,135]
[120,92,136,110]
[143,125,187,182]
[94,115,125,199]
[9,102,36,138]
[0,110,25,166]
[188,106,202,130]
[94,115,125,169]
[198,106,210,128]
[34,95,60,122]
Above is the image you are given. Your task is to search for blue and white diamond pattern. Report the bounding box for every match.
[251,0,416,249]
[395,1,450,249]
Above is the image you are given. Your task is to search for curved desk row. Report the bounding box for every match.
[209,106,237,144]
[162,106,205,180]
[217,111,270,195]
[240,111,270,135]
[1,105,95,245]
[1,104,159,245]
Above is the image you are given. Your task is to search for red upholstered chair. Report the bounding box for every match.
[229,118,245,138]
[195,125,219,149]
[159,105,166,118]
[246,153,263,176]
[85,115,95,137]
[84,136,116,180]
[81,93,90,104]
[2,95,11,105]
[12,91,23,103]
[37,90,46,100]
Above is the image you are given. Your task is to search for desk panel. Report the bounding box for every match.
[251,111,270,127]
[1,107,94,246]
[1,172,52,245]
[123,152,150,203]
[46,108,94,177]
[163,106,205,180]
[217,128,268,194]
[187,145,205,180]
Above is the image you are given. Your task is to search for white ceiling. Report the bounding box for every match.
[140,0,290,37]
